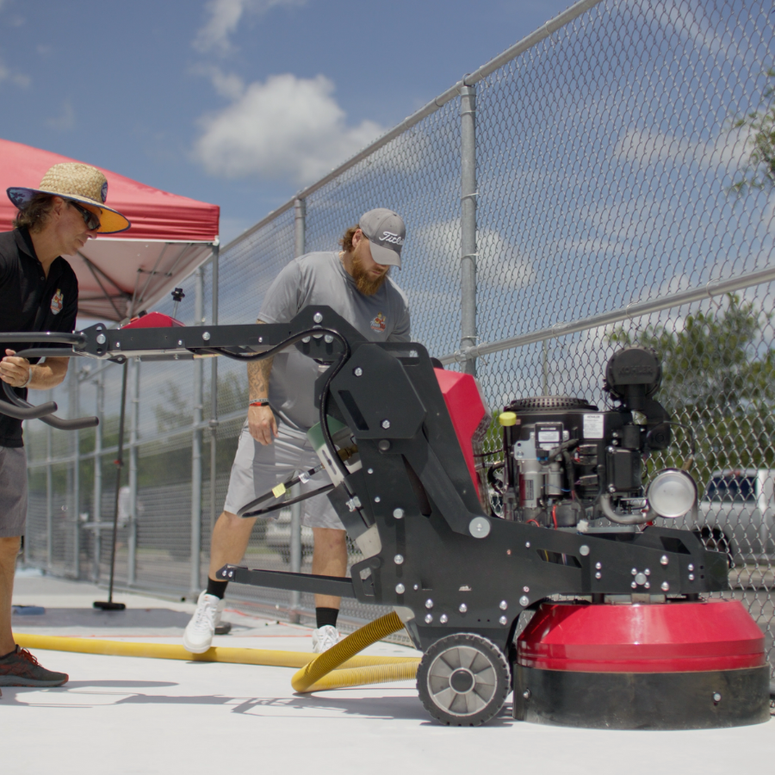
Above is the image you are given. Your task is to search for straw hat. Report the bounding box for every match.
[7,162,130,234]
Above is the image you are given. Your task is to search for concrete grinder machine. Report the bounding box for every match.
[2,305,770,728]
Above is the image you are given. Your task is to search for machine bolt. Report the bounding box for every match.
[661,581,670,592]
[378,440,391,452]
[96,333,107,345]
[525,541,531,549]
[353,367,363,377]
[499,600,508,610]
[414,584,420,591]
[522,586,530,593]
[324,335,333,344]
[459,603,468,613]
[394,554,404,565]
[595,572,602,580]
[522,689,531,699]
[660,555,669,566]
[258,337,263,343]
[579,545,590,556]
[713,692,722,703]
[631,568,638,575]
[644,582,650,589]
[302,336,311,343]
[499,616,508,626]
[115,341,122,348]
[424,614,433,624]
[374,496,381,503]
[440,614,449,624]
[469,517,491,538]
[595,562,602,570]
[608,484,617,493]
[395,583,405,594]
[202,331,211,341]
[688,564,695,572]
[631,581,638,589]
[519,595,529,607]
[367,468,374,475]
[313,312,323,323]
[381,419,391,429]
[645,569,651,576]
[635,572,647,586]
[425,599,434,609]
[688,574,695,581]
[393,508,404,519]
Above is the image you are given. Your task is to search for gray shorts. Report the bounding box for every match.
[0,446,28,537]
[223,422,344,530]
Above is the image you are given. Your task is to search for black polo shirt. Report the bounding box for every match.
[0,228,79,447]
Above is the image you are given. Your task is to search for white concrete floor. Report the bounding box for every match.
[3,571,774,775]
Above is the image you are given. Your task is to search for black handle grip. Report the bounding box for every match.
[1,381,98,429]
[0,396,58,420]
[40,414,99,431]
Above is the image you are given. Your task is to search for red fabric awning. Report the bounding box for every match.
[0,138,220,320]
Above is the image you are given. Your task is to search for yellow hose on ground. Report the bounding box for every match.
[17,614,419,694]
[291,611,418,693]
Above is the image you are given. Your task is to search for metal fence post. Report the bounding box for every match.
[70,364,80,578]
[460,82,478,377]
[46,410,53,571]
[128,357,140,586]
[190,268,205,597]
[209,244,220,536]
[289,197,306,622]
[92,371,104,581]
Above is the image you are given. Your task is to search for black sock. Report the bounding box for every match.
[316,607,339,628]
[206,577,229,599]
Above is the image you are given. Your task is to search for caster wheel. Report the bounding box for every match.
[417,632,510,726]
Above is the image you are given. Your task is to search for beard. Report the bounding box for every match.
[351,252,389,296]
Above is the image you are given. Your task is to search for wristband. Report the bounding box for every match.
[249,400,270,408]
[20,366,34,389]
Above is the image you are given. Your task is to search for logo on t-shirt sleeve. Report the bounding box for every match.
[370,312,386,333]
[50,289,64,315]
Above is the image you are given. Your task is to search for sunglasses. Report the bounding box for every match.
[69,200,101,231]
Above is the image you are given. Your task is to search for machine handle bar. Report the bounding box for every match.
[1,381,99,430]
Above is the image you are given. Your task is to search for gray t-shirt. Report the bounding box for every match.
[258,251,411,429]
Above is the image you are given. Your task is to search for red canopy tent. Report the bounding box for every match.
[0,138,220,321]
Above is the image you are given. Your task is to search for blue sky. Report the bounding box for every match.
[0,0,574,245]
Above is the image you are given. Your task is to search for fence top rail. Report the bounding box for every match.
[440,263,775,364]
[221,0,604,254]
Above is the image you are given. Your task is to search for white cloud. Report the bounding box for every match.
[614,125,750,175]
[194,0,306,55]
[193,73,385,185]
[46,100,75,131]
[0,55,30,88]
[413,219,535,290]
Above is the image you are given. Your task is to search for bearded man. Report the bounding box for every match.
[184,209,410,654]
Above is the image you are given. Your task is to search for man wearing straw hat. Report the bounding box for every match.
[0,162,129,692]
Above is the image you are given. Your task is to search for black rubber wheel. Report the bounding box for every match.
[417,633,510,726]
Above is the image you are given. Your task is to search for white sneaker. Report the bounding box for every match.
[312,624,340,654]
[183,591,225,654]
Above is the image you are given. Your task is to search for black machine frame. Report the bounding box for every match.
[1,305,735,725]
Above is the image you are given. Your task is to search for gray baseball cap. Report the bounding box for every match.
[359,208,406,267]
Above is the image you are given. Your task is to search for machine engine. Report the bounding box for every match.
[485,346,695,528]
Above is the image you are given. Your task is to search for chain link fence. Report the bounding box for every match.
[22,0,775,667]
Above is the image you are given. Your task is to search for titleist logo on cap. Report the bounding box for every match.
[379,230,404,246]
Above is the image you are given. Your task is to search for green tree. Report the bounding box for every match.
[610,295,775,490]
[732,67,775,193]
